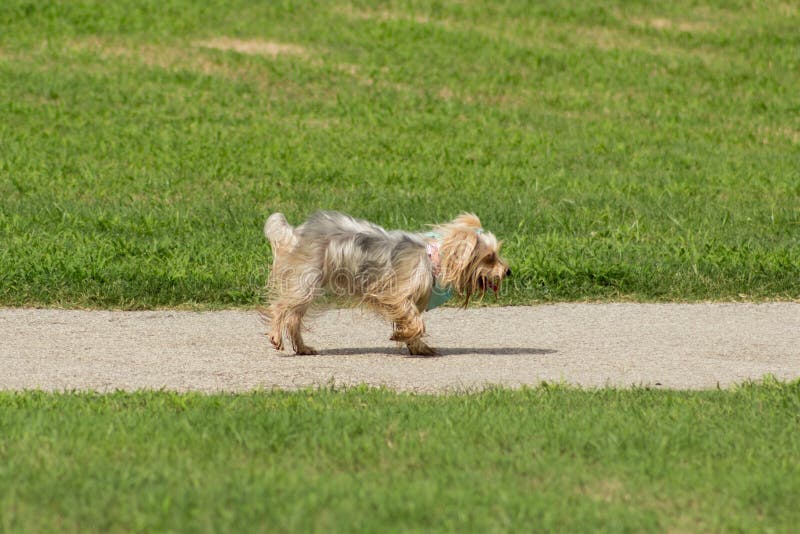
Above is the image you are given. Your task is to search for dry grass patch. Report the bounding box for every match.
[756,125,800,145]
[573,25,667,53]
[576,478,630,503]
[194,38,309,59]
[778,2,798,16]
[571,25,721,65]
[335,5,432,25]
[301,117,340,129]
[628,16,716,34]
[67,37,232,77]
[55,36,336,104]
[337,4,575,59]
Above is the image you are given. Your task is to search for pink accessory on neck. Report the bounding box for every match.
[426,240,442,277]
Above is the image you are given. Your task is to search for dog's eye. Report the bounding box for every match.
[485,252,497,263]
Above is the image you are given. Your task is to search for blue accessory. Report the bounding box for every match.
[426,281,453,310]
[422,227,483,310]
[422,231,452,310]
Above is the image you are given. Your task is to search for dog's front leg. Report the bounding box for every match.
[385,303,436,356]
[404,337,436,357]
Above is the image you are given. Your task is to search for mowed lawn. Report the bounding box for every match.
[0,0,798,308]
[1,383,799,531]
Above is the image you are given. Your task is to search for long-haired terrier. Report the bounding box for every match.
[261,211,510,356]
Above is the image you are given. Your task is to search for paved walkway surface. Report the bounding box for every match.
[1,304,798,392]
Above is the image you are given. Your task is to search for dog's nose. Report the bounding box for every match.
[505,268,512,277]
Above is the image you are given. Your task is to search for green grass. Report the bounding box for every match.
[1,0,799,307]
[0,381,798,531]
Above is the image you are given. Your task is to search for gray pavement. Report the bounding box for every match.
[1,303,798,392]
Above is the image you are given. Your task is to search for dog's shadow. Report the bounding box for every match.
[314,347,557,357]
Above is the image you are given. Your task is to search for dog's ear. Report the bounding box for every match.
[438,228,479,290]
[451,213,482,230]
[479,248,497,264]
[447,229,479,269]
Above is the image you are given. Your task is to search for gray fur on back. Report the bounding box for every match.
[296,211,429,286]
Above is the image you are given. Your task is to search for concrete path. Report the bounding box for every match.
[1,304,798,392]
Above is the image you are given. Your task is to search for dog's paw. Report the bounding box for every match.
[295,346,317,356]
[406,340,437,357]
[269,335,284,351]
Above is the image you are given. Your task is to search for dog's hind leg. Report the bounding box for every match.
[266,297,317,354]
[285,301,316,355]
[267,265,321,354]
[264,303,286,351]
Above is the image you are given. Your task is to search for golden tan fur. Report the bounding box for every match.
[261,211,509,356]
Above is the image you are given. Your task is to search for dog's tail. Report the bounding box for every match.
[264,212,297,257]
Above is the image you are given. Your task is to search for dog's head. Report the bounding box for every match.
[435,213,510,304]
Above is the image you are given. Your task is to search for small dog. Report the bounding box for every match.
[262,211,510,356]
